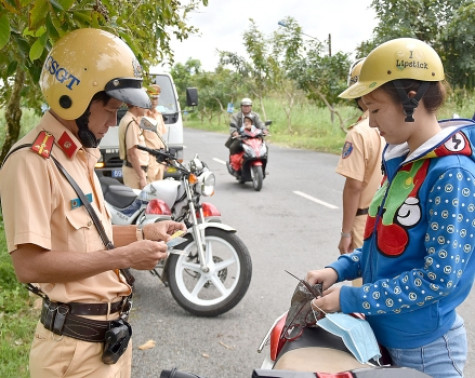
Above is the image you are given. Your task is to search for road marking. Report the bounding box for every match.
[293,190,339,209]
[212,159,338,210]
[214,158,226,165]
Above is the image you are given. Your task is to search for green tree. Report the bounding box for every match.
[220,19,285,122]
[363,0,475,89]
[439,2,475,89]
[171,58,203,110]
[272,17,311,133]
[274,17,351,132]
[0,0,207,162]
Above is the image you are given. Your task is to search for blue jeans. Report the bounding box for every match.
[386,314,466,378]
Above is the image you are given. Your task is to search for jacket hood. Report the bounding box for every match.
[384,118,475,164]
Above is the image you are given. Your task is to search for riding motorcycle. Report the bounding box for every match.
[227,121,271,191]
[100,143,252,317]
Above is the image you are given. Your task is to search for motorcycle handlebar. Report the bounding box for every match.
[135,145,175,162]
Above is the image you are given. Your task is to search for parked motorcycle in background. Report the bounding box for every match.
[100,119,252,317]
[227,121,271,191]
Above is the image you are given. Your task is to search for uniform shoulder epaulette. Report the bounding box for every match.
[31,131,55,159]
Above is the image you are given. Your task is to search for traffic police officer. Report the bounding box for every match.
[335,58,384,270]
[118,102,149,189]
[0,28,186,378]
[144,84,168,182]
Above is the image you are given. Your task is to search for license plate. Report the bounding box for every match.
[112,169,123,178]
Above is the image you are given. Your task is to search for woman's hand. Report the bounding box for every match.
[305,267,338,291]
[311,285,342,313]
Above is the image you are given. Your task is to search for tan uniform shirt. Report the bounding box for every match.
[336,116,384,208]
[336,115,384,247]
[118,111,149,165]
[0,112,131,304]
[143,109,167,182]
[118,111,149,188]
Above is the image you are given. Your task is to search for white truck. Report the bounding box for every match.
[95,71,197,180]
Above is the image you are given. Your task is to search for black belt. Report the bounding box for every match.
[40,298,131,342]
[62,298,130,316]
[123,161,148,172]
[356,207,369,216]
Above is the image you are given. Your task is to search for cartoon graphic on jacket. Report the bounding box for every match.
[328,119,475,349]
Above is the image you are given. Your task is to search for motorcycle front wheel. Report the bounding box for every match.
[251,165,264,191]
[167,228,252,317]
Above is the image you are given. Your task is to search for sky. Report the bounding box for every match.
[168,0,378,71]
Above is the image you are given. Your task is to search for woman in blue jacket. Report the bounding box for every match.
[306,38,475,377]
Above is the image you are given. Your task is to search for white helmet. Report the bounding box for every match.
[240,98,252,106]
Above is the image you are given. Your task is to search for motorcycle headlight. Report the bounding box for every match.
[197,171,215,197]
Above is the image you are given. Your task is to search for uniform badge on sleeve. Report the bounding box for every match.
[31,131,54,158]
[342,141,354,159]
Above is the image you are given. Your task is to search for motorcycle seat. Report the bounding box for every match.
[100,176,137,208]
[274,347,366,373]
[274,326,366,372]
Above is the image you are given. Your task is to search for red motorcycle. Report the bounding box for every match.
[159,280,431,377]
[227,121,271,191]
[254,278,431,378]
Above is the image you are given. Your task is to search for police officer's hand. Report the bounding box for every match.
[338,235,354,255]
[127,240,169,270]
[139,176,147,190]
[143,221,187,242]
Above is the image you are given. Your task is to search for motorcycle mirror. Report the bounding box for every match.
[168,148,177,158]
[139,116,158,133]
[139,116,169,151]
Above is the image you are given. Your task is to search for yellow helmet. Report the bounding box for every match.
[347,58,365,87]
[339,38,444,99]
[40,28,151,120]
[147,84,161,98]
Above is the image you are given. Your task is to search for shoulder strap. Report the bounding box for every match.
[1,143,32,168]
[124,120,135,161]
[52,156,113,248]
[51,156,135,286]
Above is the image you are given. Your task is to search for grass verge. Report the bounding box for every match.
[0,220,39,378]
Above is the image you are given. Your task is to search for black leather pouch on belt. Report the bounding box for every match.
[102,319,133,365]
[41,300,117,342]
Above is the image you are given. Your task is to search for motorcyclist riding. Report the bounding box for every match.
[226,98,268,175]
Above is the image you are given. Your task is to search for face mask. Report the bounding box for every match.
[317,312,381,364]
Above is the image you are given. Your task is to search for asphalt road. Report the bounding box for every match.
[129,127,475,378]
